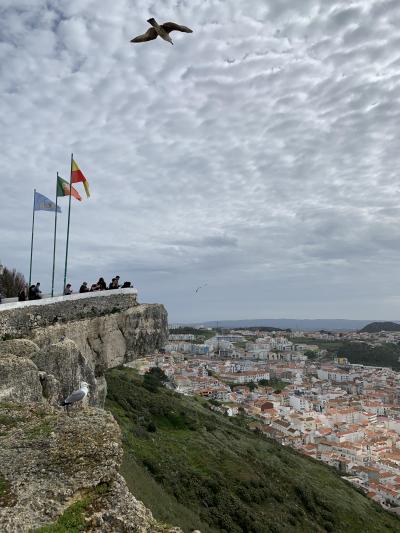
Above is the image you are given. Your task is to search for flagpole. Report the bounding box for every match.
[29,189,36,287]
[63,154,73,291]
[51,173,59,297]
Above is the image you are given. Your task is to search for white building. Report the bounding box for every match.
[289,395,311,412]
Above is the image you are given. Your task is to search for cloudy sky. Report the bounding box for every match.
[1,0,400,322]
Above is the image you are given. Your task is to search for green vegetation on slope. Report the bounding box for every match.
[169,327,216,342]
[292,337,400,370]
[337,342,400,370]
[105,367,400,533]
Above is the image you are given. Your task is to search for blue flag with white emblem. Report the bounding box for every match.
[34,191,61,213]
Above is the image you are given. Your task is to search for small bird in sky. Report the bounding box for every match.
[130,18,193,45]
[195,284,207,293]
[61,381,89,415]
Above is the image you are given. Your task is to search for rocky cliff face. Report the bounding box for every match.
[0,403,180,532]
[0,294,180,532]
[0,294,168,407]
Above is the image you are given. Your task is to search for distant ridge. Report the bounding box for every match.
[360,321,400,333]
[189,318,394,331]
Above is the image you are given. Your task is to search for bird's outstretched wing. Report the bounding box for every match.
[130,28,158,43]
[195,283,207,293]
[162,22,193,34]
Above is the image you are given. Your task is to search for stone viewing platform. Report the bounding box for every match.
[0,288,138,338]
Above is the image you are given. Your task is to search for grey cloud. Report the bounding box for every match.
[1,0,400,321]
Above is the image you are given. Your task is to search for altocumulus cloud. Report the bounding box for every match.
[1,0,400,322]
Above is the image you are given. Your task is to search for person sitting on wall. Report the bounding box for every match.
[90,283,100,291]
[64,283,73,295]
[34,282,42,299]
[18,287,27,301]
[79,282,89,293]
[115,275,121,288]
[28,285,36,300]
[97,277,107,291]
[121,281,132,288]
[108,278,116,289]
[109,278,119,290]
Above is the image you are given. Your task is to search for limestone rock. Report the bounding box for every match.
[0,354,42,403]
[0,296,180,531]
[0,302,167,408]
[31,339,96,405]
[0,404,181,532]
[0,338,39,359]
[0,291,138,339]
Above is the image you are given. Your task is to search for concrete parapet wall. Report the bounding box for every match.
[0,289,138,339]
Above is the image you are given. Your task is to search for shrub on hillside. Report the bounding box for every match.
[143,367,169,392]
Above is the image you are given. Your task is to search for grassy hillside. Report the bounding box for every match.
[337,342,400,370]
[105,368,400,533]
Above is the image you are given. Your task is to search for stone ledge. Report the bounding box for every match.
[0,288,138,312]
[0,290,139,339]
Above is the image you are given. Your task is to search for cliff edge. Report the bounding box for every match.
[0,293,180,532]
[0,292,168,407]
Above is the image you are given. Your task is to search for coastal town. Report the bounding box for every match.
[129,326,400,513]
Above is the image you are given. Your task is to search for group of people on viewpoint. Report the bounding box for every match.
[0,276,134,303]
[64,275,133,295]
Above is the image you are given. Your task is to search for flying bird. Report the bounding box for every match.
[195,284,207,293]
[61,381,89,415]
[130,18,193,45]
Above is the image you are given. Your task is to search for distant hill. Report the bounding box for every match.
[231,326,286,332]
[192,318,376,331]
[106,368,400,533]
[360,321,400,333]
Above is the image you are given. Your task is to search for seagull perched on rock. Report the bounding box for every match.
[61,381,89,415]
[130,18,193,45]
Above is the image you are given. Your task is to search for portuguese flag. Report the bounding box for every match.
[57,176,82,201]
[71,159,90,198]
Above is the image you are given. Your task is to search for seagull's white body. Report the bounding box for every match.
[62,381,89,411]
[150,18,173,44]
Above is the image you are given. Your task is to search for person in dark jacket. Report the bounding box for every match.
[79,282,89,293]
[18,287,26,301]
[28,285,36,300]
[97,277,107,291]
[34,282,42,299]
[121,281,132,288]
